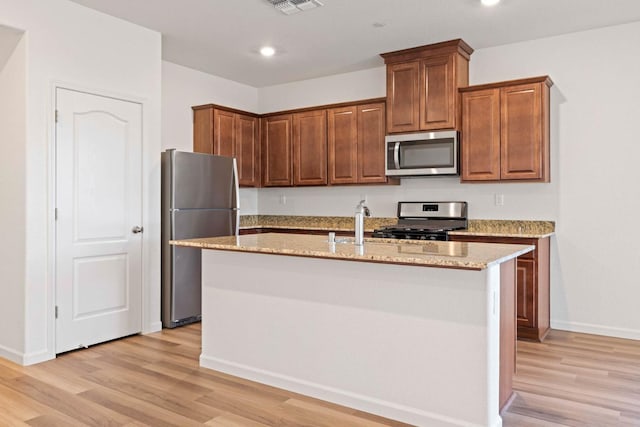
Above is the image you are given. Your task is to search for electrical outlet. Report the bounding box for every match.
[279,194,286,205]
[494,194,504,206]
[360,194,368,203]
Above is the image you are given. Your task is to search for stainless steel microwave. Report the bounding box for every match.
[385,130,459,177]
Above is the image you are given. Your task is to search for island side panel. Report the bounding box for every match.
[201,250,502,427]
[499,258,516,411]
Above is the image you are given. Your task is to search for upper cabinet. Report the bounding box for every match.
[192,105,260,187]
[235,113,260,187]
[327,102,389,185]
[293,109,328,186]
[259,99,395,188]
[261,114,293,187]
[381,39,473,133]
[460,76,552,182]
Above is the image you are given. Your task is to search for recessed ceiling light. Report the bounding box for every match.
[260,46,276,57]
[481,0,500,6]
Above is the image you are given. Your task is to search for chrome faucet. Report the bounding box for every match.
[354,199,370,246]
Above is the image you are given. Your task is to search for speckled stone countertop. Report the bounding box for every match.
[240,215,555,238]
[239,215,396,233]
[171,233,534,270]
[451,220,555,238]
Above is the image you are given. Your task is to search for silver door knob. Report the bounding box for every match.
[132,226,144,234]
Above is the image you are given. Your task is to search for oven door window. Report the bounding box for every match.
[398,140,454,169]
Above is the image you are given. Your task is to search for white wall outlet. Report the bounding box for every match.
[494,194,504,206]
[279,194,286,205]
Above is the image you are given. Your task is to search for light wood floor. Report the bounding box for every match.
[0,325,639,427]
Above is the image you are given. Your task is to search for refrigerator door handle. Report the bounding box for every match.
[232,157,240,236]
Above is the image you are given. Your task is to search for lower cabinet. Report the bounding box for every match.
[450,235,550,341]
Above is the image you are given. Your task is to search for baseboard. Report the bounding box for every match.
[22,349,55,366]
[143,321,163,334]
[200,355,500,427]
[552,320,640,340]
[0,343,24,365]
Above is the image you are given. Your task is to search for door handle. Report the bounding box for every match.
[132,226,144,234]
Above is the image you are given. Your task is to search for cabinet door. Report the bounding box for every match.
[358,102,387,183]
[213,109,235,157]
[293,110,327,186]
[193,107,214,155]
[261,115,293,187]
[386,61,420,133]
[328,106,358,184]
[460,88,501,181]
[500,83,543,180]
[235,113,260,187]
[420,55,455,130]
[516,258,536,329]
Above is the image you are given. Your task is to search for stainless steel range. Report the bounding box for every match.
[372,201,467,241]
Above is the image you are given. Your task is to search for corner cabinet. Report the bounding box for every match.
[192,105,260,187]
[327,102,390,184]
[460,76,553,182]
[449,234,551,342]
[381,39,473,133]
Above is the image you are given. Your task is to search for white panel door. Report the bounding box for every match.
[55,88,143,354]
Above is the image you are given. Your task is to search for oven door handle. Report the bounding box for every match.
[393,142,400,170]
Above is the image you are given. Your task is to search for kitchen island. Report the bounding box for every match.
[172,233,533,427]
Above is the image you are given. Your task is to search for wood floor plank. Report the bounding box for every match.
[205,413,270,427]
[281,398,402,427]
[80,369,224,422]
[83,361,213,402]
[0,375,133,426]
[0,410,32,427]
[78,386,204,427]
[507,390,624,426]
[25,413,89,427]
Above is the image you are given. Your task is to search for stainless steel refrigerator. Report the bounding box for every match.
[161,149,239,328]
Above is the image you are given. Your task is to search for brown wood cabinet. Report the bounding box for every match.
[381,39,473,133]
[192,105,260,187]
[235,113,260,187]
[261,114,293,187]
[293,109,327,186]
[327,102,388,184]
[460,76,552,182]
[196,98,393,188]
[450,234,551,341]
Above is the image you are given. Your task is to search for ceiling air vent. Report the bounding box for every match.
[265,0,324,15]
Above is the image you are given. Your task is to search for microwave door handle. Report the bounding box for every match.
[393,142,400,169]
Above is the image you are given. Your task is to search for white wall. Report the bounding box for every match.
[162,61,259,214]
[0,0,162,364]
[257,22,640,340]
[0,31,26,359]
[257,67,386,114]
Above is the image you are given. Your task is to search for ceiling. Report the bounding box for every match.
[68,0,640,88]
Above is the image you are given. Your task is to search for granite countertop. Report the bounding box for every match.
[171,233,534,270]
[240,215,555,238]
